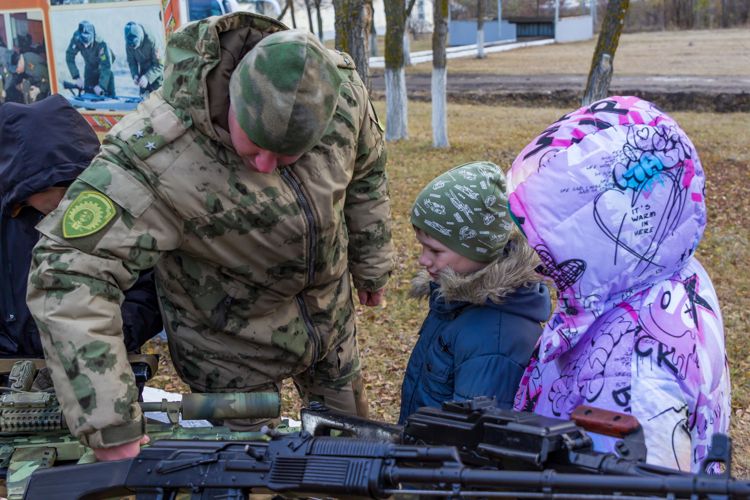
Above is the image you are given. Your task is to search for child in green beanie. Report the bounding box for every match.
[398,162,551,423]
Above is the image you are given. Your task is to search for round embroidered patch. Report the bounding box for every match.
[63,191,116,238]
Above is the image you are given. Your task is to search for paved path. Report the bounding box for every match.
[370,73,750,94]
[368,38,554,68]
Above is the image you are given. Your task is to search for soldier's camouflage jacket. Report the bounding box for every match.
[28,13,393,449]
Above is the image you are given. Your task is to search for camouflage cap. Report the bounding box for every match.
[229,30,343,156]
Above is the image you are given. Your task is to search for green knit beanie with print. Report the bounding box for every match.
[229,30,343,156]
[411,162,514,263]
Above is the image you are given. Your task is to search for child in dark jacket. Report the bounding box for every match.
[399,161,551,424]
[0,94,163,357]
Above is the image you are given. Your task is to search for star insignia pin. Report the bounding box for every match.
[133,130,145,139]
[145,141,156,151]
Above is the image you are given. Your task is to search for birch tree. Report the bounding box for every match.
[278,0,297,28]
[314,0,325,41]
[582,0,629,105]
[432,0,449,147]
[384,0,408,140]
[304,0,316,34]
[477,0,486,58]
[403,0,417,65]
[370,3,378,56]
[333,0,373,90]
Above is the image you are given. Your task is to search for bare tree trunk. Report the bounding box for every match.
[305,0,316,33]
[592,0,597,27]
[290,0,298,27]
[402,0,417,65]
[370,7,378,56]
[403,27,411,65]
[477,0,485,58]
[315,0,325,41]
[385,0,408,140]
[582,0,629,105]
[432,0,449,147]
[333,0,373,90]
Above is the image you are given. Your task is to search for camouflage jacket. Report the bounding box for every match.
[28,13,393,449]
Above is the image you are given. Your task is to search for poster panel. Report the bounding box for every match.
[49,2,165,112]
[0,10,52,104]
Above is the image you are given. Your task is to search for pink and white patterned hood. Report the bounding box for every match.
[509,96,730,473]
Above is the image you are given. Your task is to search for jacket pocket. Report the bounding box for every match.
[422,334,454,399]
[211,287,237,334]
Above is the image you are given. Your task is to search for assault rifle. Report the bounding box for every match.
[22,430,750,500]
[300,396,713,478]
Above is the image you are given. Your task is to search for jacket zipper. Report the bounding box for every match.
[281,167,320,374]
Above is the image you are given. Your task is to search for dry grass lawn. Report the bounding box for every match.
[388,28,750,76]
[144,100,750,474]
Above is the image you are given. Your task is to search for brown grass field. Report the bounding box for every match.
[144,98,750,474]
[367,28,750,76]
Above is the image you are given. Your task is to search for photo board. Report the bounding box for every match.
[0,0,180,131]
[49,3,166,112]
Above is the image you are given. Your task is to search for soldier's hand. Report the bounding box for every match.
[138,75,148,88]
[93,434,149,462]
[133,76,140,86]
[29,85,40,102]
[93,85,103,96]
[75,77,84,88]
[357,288,385,307]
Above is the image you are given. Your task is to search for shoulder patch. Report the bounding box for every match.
[63,191,116,238]
[118,109,190,161]
[327,49,356,70]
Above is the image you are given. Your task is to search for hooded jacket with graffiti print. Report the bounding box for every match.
[509,96,730,473]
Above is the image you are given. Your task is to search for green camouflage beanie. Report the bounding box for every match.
[229,30,343,156]
[411,162,514,263]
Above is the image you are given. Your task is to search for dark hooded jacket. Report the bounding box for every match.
[399,230,551,423]
[0,94,162,356]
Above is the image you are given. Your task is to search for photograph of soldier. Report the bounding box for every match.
[125,21,162,97]
[65,20,115,96]
[51,5,165,109]
[0,12,50,105]
[5,50,50,104]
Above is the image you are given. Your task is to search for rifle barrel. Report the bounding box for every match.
[386,466,750,498]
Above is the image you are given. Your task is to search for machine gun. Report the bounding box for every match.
[62,81,142,111]
[299,396,714,478]
[0,360,281,499]
[22,430,750,500]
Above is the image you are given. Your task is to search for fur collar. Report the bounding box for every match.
[409,229,545,305]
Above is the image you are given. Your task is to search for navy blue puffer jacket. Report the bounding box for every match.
[399,232,551,423]
[0,95,163,356]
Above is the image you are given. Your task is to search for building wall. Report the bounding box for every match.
[555,14,593,42]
